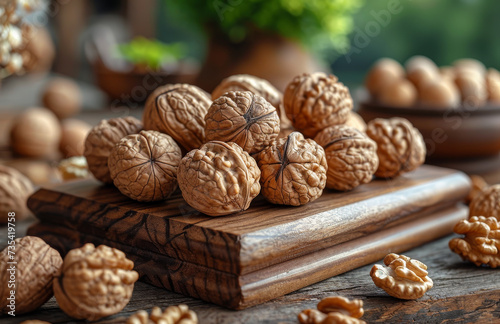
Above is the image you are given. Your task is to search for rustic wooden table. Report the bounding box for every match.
[1,220,499,324]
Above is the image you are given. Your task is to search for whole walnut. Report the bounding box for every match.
[84,116,143,183]
[469,184,500,220]
[177,141,261,216]
[0,236,62,314]
[109,130,182,202]
[256,132,327,206]
[366,118,426,178]
[143,84,211,151]
[344,111,367,133]
[53,243,139,321]
[314,125,378,191]
[365,58,405,97]
[41,78,81,119]
[0,165,34,223]
[205,91,280,154]
[10,107,62,158]
[59,118,92,158]
[455,72,487,107]
[284,72,353,138]
[212,74,283,111]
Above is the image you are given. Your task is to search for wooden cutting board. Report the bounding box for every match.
[27,165,471,309]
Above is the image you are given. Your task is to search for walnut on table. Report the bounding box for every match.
[298,296,365,324]
[177,141,261,216]
[143,84,211,152]
[370,253,433,300]
[283,72,353,138]
[469,184,500,220]
[127,305,198,324]
[314,125,378,191]
[255,131,327,206]
[84,116,143,183]
[366,117,426,178]
[53,243,139,321]
[0,236,62,315]
[449,216,500,268]
[108,130,182,202]
[205,90,280,154]
[0,165,34,223]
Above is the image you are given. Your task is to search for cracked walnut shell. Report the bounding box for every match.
[0,236,62,314]
[127,305,198,324]
[449,216,499,268]
[366,118,425,178]
[177,141,261,216]
[370,253,433,300]
[256,132,327,206]
[283,72,353,138]
[314,125,378,191]
[53,243,139,321]
[0,165,34,223]
[469,184,500,220]
[143,84,211,152]
[205,91,280,154]
[84,116,143,183]
[108,130,182,202]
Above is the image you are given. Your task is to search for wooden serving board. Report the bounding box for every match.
[27,165,471,309]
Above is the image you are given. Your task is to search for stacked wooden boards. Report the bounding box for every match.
[27,165,470,309]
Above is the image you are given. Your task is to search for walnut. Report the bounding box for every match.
[469,184,500,220]
[41,78,81,119]
[205,91,280,154]
[486,68,500,103]
[344,112,367,133]
[364,58,405,98]
[143,84,211,151]
[465,175,488,204]
[255,132,327,206]
[212,74,282,111]
[59,119,91,158]
[449,216,500,268]
[53,243,139,321]
[127,305,198,324]
[0,236,62,314]
[314,125,378,191]
[455,72,487,107]
[108,130,181,202]
[10,107,62,158]
[419,79,461,108]
[0,165,34,223]
[378,79,417,108]
[284,72,353,138]
[177,141,261,216]
[84,116,143,183]
[298,296,365,324]
[370,253,433,299]
[58,156,89,181]
[366,117,426,178]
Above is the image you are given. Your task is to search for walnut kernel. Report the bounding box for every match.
[58,156,89,181]
[109,130,182,202]
[177,141,261,216]
[205,91,280,154]
[0,165,34,223]
[449,216,500,268]
[127,305,198,324]
[298,296,365,324]
[256,132,327,206]
[53,243,139,321]
[284,72,353,138]
[0,236,62,314]
[366,118,425,178]
[469,184,500,220]
[370,253,433,299]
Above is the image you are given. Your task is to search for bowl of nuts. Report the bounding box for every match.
[358,56,500,159]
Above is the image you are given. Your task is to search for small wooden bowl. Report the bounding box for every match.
[358,101,500,159]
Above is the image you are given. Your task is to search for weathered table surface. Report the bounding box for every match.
[1,224,499,324]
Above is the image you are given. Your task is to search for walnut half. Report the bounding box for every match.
[298,296,365,324]
[370,253,433,299]
[449,216,500,268]
[127,305,198,324]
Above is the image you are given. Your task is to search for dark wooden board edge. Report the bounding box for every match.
[28,203,467,310]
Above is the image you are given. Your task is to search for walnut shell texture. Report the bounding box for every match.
[84,116,143,183]
[283,72,353,138]
[256,132,327,206]
[53,243,139,321]
[205,91,280,154]
[177,141,261,216]
[143,84,211,151]
[0,165,34,223]
[212,74,283,111]
[366,118,425,178]
[108,130,182,202]
[469,184,500,220]
[0,236,62,314]
[314,125,378,191]
[449,216,500,268]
